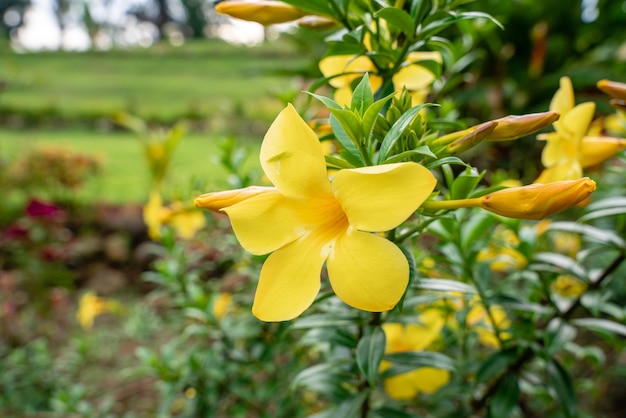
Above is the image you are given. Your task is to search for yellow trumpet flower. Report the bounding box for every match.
[196,104,436,321]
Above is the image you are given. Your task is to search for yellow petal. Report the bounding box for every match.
[223,190,308,255]
[319,55,375,88]
[327,229,408,312]
[144,189,163,240]
[215,1,307,25]
[411,367,450,394]
[332,162,436,232]
[169,209,206,240]
[406,51,442,64]
[393,63,436,91]
[560,101,595,140]
[580,136,626,168]
[551,77,575,121]
[252,237,325,321]
[535,161,582,183]
[334,86,354,107]
[261,104,331,199]
[384,371,419,400]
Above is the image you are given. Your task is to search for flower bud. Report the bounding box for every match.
[215,1,307,25]
[597,79,626,101]
[195,186,274,212]
[431,121,497,155]
[485,111,560,141]
[580,136,626,168]
[479,178,596,220]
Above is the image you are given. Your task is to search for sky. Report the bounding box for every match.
[9,0,268,51]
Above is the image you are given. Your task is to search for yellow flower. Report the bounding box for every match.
[476,226,527,273]
[144,190,206,240]
[77,291,122,330]
[535,77,595,183]
[319,50,441,106]
[551,274,587,298]
[466,302,511,349]
[195,104,437,321]
[212,292,233,320]
[479,178,596,220]
[381,309,450,400]
[215,1,308,26]
[579,136,626,168]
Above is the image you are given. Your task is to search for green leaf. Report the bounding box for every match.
[413,278,477,294]
[476,347,520,384]
[381,146,437,164]
[309,92,343,110]
[547,221,626,249]
[330,114,364,166]
[547,358,577,418]
[488,374,520,418]
[325,154,356,169]
[329,108,363,146]
[572,318,626,337]
[460,212,496,251]
[531,252,588,279]
[356,328,386,387]
[375,7,416,35]
[362,93,394,140]
[280,0,335,17]
[351,73,373,115]
[292,313,360,329]
[372,406,417,418]
[410,0,432,24]
[383,351,456,376]
[309,392,369,418]
[544,319,577,356]
[377,103,431,163]
[449,166,483,200]
[425,156,468,170]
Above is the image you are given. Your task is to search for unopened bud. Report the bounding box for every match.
[434,121,497,155]
[479,178,596,220]
[215,1,307,25]
[195,186,274,212]
[486,111,560,141]
[597,79,626,101]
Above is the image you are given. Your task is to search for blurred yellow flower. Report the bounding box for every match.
[77,291,123,330]
[196,104,437,321]
[477,226,527,273]
[319,50,441,106]
[466,301,511,349]
[536,77,626,183]
[212,292,233,320]
[144,190,206,240]
[381,308,450,400]
[551,274,587,298]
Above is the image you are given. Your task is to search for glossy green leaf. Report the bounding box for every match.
[572,318,626,337]
[330,114,365,166]
[356,328,386,387]
[475,347,520,384]
[377,103,431,163]
[381,146,437,164]
[383,351,456,376]
[375,7,416,35]
[547,222,626,249]
[351,73,373,115]
[488,374,520,418]
[547,358,577,418]
[531,252,588,279]
[413,278,477,294]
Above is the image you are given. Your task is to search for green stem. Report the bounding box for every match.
[421,198,482,211]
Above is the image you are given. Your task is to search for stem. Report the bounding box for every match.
[471,251,626,413]
[421,198,482,211]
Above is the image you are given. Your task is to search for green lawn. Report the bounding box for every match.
[0,128,261,203]
[0,39,312,125]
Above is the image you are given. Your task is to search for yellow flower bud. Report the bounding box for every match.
[432,121,497,155]
[597,79,626,101]
[195,186,274,212]
[551,274,587,298]
[485,111,560,141]
[580,136,626,168]
[479,178,596,220]
[215,1,308,25]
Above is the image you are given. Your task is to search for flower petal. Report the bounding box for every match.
[327,229,409,312]
[224,190,307,255]
[551,77,575,120]
[319,54,374,88]
[580,136,626,168]
[252,237,325,321]
[560,102,595,140]
[261,104,331,199]
[394,64,436,91]
[410,367,450,394]
[332,162,436,232]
